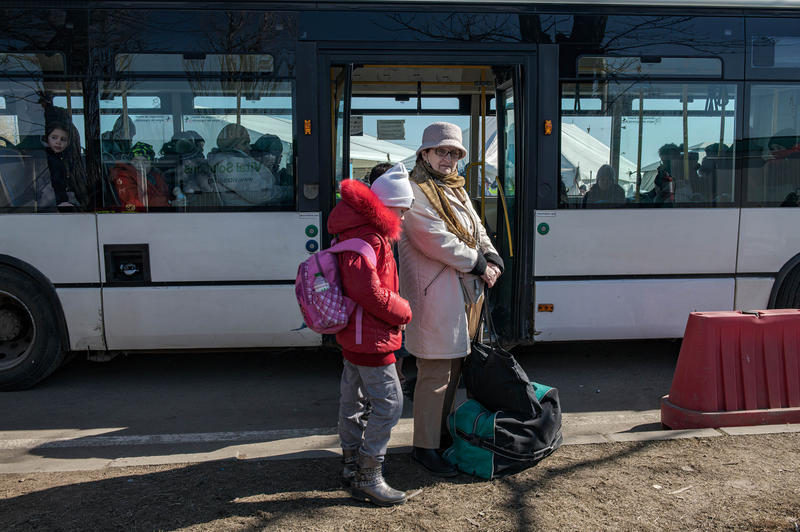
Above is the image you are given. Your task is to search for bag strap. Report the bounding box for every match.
[327,238,376,346]
[454,426,561,462]
[327,238,377,268]
[471,286,503,349]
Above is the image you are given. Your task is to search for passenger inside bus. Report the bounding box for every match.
[764,129,800,206]
[111,141,172,211]
[39,96,91,210]
[583,164,625,206]
[691,143,731,203]
[208,123,274,207]
[101,116,136,161]
[43,121,80,210]
[641,143,682,205]
[250,133,292,203]
[157,130,214,199]
[101,116,137,204]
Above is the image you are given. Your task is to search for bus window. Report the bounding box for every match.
[559,81,737,208]
[0,77,87,212]
[99,79,295,212]
[744,84,800,206]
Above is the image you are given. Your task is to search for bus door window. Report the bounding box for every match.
[488,80,518,337]
[329,63,520,336]
[559,78,737,209]
[330,65,349,192]
[0,53,87,212]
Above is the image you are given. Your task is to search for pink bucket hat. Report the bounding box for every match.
[416,122,467,160]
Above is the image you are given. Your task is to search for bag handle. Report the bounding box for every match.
[471,286,504,349]
[455,426,561,462]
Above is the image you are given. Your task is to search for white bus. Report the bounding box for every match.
[2,1,800,389]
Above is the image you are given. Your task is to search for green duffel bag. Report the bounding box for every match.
[443,382,563,480]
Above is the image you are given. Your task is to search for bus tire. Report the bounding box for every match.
[0,267,66,391]
[774,266,800,309]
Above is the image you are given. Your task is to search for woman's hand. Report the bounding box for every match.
[481,263,502,288]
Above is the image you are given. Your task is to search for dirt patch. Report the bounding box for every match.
[2,433,799,531]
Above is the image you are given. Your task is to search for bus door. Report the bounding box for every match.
[326,56,533,343]
[533,59,741,341]
[95,53,320,350]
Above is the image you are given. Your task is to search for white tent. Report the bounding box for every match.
[135,114,415,175]
[560,123,639,194]
[350,134,416,163]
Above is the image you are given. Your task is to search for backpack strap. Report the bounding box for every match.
[326,238,377,268]
[326,237,378,345]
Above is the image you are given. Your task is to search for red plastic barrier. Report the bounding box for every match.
[661,309,800,429]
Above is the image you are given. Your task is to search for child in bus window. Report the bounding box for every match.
[43,121,79,209]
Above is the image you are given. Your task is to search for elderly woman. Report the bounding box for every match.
[399,122,503,476]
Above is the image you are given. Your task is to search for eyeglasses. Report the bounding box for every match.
[433,147,461,160]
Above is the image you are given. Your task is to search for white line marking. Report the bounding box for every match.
[0,427,339,450]
[0,421,416,451]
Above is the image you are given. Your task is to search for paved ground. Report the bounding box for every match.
[1,340,679,472]
[2,341,799,530]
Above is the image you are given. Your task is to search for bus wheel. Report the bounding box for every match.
[774,266,800,309]
[0,268,65,391]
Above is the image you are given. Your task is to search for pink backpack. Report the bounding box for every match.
[295,238,377,337]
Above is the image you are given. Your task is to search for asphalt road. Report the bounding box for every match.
[0,340,681,470]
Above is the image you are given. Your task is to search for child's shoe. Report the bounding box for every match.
[341,448,359,487]
[350,454,406,506]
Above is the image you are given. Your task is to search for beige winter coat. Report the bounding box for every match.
[399,181,498,359]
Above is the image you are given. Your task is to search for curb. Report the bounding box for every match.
[1,422,799,474]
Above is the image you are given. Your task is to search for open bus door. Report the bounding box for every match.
[327,58,532,344]
[487,67,522,342]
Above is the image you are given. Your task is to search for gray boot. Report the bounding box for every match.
[350,453,406,507]
[341,448,359,487]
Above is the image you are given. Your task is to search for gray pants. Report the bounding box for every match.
[338,359,403,461]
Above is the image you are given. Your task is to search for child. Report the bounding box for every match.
[43,122,78,209]
[366,162,413,397]
[327,163,414,506]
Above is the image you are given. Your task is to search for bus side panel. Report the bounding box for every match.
[56,288,106,350]
[534,279,735,341]
[97,212,319,282]
[0,214,100,284]
[103,285,320,350]
[534,209,740,276]
[737,208,800,274]
[734,277,773,311]
[97,212,321,349]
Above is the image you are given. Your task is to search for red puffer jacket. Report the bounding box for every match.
[327,179,412,367]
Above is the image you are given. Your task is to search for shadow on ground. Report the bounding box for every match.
[1,439,661,531]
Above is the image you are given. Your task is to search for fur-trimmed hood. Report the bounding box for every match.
[327,179,402,240]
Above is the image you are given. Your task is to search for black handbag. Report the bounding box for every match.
[462,290,541,417]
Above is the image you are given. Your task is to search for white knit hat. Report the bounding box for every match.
[371,163,414,209]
